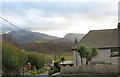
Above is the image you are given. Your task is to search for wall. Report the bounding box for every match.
[111,57,119,64]
[61,64,119,74]
[92,49,111,63]
[73,50,86,66]
[73,49,118,66]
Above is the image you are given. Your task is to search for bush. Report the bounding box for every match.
[2,42,45,75]
[55,59,61,63]
[25,52,45,70]
[29,71,37,75]
[2,42,27,75]
[48,70,56,75]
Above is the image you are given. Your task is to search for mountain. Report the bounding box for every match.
[8,30,60,44]
[8,30,85,44]
[22,41,74,53]
[58,33,85,42]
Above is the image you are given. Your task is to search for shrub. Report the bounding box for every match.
[2,42,45,75]
[2,42,27,75]
[25,52,45,70]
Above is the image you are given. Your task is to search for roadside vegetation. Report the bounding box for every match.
[2,41,45,75]
[2,34,46,75]
[2,34,73,75]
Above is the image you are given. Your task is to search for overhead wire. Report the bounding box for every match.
[0,16,28,33]
[0,17,39,42]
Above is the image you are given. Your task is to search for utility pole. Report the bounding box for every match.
[54,42,57,60]
[75,38,78,66]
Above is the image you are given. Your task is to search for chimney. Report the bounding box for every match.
[118,23,120,48]
[118,23,120,30]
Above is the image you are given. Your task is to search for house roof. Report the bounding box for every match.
[76,29,118,49]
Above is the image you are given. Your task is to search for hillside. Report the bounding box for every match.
[21,41,74,54]
[62,33,85,42]
[8,30,60,44]
[8,30,85,44]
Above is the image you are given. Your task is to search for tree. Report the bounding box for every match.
[86,47,98,65]
[26,52,45,70]
[77,45,88,65]
[85,49,92,65]
[2,42,26,75]
[90,47,98,64]
[2,41,45,75]
[77,45,98,65]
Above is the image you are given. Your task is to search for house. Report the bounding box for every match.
[72,24,120,66]
[60,61,73,67]
[21,62,32,75]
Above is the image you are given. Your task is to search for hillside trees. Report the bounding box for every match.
[22,41,74,53]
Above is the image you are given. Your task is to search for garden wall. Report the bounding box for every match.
[61,64,119,74]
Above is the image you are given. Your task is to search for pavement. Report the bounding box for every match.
[39,71,49,75]
[52,72,61,75]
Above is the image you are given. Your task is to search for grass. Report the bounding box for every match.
[98,63,112,65]
[36,52,73,66]
[28,71,38,75]
[43,52,73,61]
[34,41,48,43]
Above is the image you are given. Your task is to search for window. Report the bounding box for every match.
[111,48,120,57]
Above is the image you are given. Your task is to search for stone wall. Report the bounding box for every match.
[61,64,119,74]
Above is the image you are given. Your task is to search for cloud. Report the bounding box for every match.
[1,2,118,37]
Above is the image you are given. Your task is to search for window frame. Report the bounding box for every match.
[110,48,120,57]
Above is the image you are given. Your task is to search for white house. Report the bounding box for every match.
[72,25,120,66]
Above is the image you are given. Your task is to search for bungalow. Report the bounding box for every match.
[72,25,120,66]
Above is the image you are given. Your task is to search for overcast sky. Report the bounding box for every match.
[1,0,118,37]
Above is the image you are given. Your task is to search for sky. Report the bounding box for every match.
[0,0,119,38]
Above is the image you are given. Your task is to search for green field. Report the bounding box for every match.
[39,52,73,65]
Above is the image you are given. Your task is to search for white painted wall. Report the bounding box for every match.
[73,48,119,66]
[73,50,77,66]
[73,50,86,66]
[111,57,119,64]
[92,49,111,63]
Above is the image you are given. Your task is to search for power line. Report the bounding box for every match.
[0,17,35,38]
[0,16,26,32]
[0,17,39,42]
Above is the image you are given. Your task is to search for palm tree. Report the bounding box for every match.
[86,49,92,65]
[86,47,98,65]
[77,45,88,66]
[90,47,98,64]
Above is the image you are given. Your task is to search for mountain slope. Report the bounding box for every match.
[8,30,60,44]
[59,33,85,42]
[8,30,85,44]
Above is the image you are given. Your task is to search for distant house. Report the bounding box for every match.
[72,25,120,66]
[60,61,73,67]
[21,62,32,73]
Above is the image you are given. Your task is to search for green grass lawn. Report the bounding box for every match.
[38,52,73,65]
[97,63,112,65]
